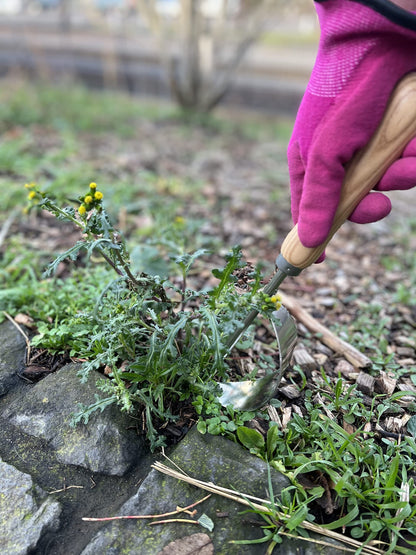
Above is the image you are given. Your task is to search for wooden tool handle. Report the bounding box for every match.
[280,72,416,271]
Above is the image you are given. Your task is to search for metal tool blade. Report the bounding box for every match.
[217,305,297,410]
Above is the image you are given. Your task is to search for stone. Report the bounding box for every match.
[0,320,27,396]
[0,457,61,555]
[2,363,145,475]
[81,427,345,554]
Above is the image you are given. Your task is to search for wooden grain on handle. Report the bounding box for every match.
[280,72,416,270]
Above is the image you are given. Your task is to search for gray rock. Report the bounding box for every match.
[0,321,26,396]
[0,457,61,555]
[2,363,145,475]
[81,428,344,554]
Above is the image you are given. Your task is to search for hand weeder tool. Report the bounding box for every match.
[218,72,416,410]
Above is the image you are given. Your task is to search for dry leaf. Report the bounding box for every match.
[157,533,214,555]
[14,313,36,329]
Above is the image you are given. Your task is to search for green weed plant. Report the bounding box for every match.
[2,181,415,552]
[18,182,280,450]
[235,378,416,554]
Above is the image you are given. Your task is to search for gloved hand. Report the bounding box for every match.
[288,0,416,257]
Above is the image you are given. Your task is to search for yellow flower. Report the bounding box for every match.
[27,191,37,200]
[78,204,87,215]
[270,294,282,310]
[89,182,97,189]
[94,191,103,200]
[175,216,185,224]
[84,195,93,204]
[24,182,35,189]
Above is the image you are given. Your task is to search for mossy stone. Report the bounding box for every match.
[2,363,145,475]
[81,428,346,554]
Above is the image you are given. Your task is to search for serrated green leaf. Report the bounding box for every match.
[130,245,170,277]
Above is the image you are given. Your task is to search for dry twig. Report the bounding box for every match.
[82,494,211,522]
[279,292,372,369]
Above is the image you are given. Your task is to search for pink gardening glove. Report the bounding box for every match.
[288,0,416,256]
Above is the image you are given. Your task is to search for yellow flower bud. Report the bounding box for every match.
[28,191,37,200]
[94,191,103,200]
[270,294,282,310]
[84,195,93,204]
[89,182,97,189]
[78,204,87,215]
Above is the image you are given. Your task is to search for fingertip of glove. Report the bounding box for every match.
[298,222,329,249]
[297,222,327,263]
[349,192,392,224]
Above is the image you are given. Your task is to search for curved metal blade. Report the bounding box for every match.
[217,305,297,410]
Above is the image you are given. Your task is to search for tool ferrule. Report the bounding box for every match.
[275,253,303,276]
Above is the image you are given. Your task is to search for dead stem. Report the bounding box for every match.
[48,485,84,494]
[149,518,199,526]
[82,494,211,522]
[2,311,31,363]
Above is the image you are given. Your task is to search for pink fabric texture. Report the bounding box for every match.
[288,0,416,253]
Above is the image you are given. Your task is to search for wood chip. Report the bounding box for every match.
[395,335,416,348]
[292,346,318,371]
[356,372,376,395]
[375,371,397,396]
[397,381,416,393]
[397,358,416,366]
[334,359,355,378]
[281,406,292,429]
[267,405,281,426]
[363,421,372,439]
[396,382,416,406]
[396,347,415,357]
[313,393,336,420]
[279,384,301,399]
[313,353,328,366]
[292,404,304,417]
[384,417,405,434]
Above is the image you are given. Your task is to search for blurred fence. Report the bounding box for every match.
[0,1,318,114]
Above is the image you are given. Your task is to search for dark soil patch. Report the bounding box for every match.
[20,348,72,382]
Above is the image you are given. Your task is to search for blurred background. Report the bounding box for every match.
[0,0,319,115]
